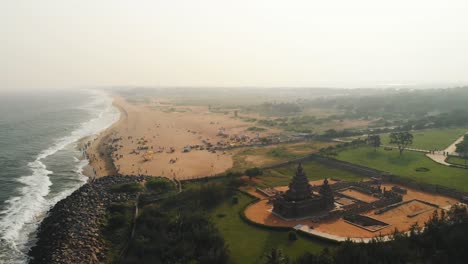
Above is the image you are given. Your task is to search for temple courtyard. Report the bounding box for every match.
[244,164,458,240]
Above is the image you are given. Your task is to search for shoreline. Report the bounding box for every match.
[79,96,126,180]
[28,175,146,263]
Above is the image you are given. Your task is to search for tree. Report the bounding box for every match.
[367,134,381,152]
[245,167,263,180]
[263,248,289,264]
[389,131,413,156]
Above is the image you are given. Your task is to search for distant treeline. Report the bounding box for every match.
[305,87,468,122]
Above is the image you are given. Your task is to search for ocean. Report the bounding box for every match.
[0,89,120,263]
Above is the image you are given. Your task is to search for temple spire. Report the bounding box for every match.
[286,163,311,201]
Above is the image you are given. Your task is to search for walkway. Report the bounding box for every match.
[426,132,467,166]
[293,224,396,243]
[334,131,468,167]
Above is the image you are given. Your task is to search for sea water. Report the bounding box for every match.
[0,89,120,263]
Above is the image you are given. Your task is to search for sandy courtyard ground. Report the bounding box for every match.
[85,96,277,179]
[244,181,459,239]
[338,189,379,203]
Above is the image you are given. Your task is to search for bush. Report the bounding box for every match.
[288,231,297,241]
[109,202,129,214]
[245,167,263,178]
[247,126,267,131]
[415,167,430,172]
[146,178,172,193]
[231,196,239,204]
[111,182,143,193]
[107,213,128,231]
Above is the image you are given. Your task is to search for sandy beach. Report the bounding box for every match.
[82,95,277,180]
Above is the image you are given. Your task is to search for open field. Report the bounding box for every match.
[259,160,365,188]
[339,127,468,150]
[231,141,336,172]
[210,192,329,264]
[380,127,468,150]
[335,146,468,192]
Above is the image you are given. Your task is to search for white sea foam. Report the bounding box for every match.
[0,89,120,263]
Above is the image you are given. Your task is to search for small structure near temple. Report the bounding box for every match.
[272,163,334,219]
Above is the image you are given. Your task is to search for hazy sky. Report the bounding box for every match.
[2,0,468,91]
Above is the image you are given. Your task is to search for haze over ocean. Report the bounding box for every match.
[0,89,119,263]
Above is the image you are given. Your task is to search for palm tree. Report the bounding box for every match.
[264,248,289,264]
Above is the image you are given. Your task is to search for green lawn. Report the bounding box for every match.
[260,160,365,187]
[210,192,330,264]
[335,146,468,192]
[381,127,468,150]
[447,156,468,167]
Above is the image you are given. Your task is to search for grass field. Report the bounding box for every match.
[210,192,330,264]
[260,160,365,187]
[335,146,468,192]
[446,156,468,167]
[230,141,336,172]
[380,127,468,150]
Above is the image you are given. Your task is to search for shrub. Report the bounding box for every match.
[146,178,172,193]
[415,167,430,172]
[288,231,297,241]
[107,213,128,230]
[111,182,143,193]
[245,167,263,178]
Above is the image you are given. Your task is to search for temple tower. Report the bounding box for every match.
[285,163,311,201]
[319,178,334,208]
[272,163,335,219]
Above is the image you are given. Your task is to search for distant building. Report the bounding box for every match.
[272,163,334,219]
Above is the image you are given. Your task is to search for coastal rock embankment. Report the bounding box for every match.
[28,175,145,264]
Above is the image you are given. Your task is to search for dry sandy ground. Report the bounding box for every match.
[84,96,276,179]
[338,189,379,203]
[244,181,458,238]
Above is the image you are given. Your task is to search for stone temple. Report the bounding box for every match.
[272,163,334,219]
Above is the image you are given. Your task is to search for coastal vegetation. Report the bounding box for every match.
[123,180,235,263]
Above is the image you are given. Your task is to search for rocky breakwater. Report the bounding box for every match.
[28,175,145,264]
